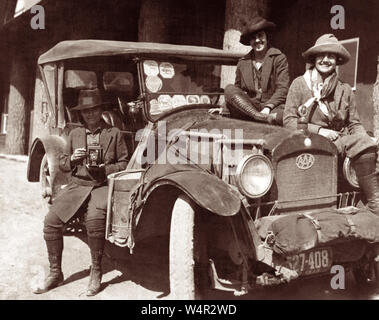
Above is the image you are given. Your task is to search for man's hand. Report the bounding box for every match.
[260,107,271,115]
[70,148,87,162]
[318,128,339,141]
[208,107,223,114]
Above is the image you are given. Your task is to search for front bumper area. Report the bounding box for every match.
[208,240,374,296]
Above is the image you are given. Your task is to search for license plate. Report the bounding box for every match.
[284,247,333,276]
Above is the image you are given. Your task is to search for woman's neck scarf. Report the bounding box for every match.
[303,67,338,119]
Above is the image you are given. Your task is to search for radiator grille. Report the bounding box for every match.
[275,151,337,212]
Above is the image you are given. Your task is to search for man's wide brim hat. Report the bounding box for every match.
[302,34,351,65]
[240,16,276,46]
[71,88,108,111]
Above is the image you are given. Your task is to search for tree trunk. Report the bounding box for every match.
[221,0,270,88]
[5,52,33,155]
[138,0,171,42]
[0,0,17,25]
[373,55,379,139]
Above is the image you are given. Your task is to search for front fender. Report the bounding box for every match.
[27,135,68,182]
[147,170,241,216]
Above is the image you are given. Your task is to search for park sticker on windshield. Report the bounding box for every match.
[186,95,200,104]
[143,60,159,76]
[159,62,175,79]
[145,76,163,93]
[200,95,211,104]
[172,95,187,108]
[158,95,173,112]
[149,99,160,115]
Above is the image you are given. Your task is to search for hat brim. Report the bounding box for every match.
[240,22,276,46]
[302,43,351,65]
[71,102,107,111]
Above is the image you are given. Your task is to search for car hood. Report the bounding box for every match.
[159,109,294,153]
[192,118,293,151]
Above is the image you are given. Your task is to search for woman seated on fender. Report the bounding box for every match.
[283,34,379,217]
[224,16,290,125]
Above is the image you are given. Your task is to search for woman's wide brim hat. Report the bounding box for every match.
[71,88,108,111]
[302,34,351,65]
[240,16,276,46]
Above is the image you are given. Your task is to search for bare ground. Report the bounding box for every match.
[0,158,379,300]
[0,158,169,300]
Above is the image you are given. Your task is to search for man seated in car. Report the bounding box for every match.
[33,88,128,296]
[224,16,290,125]
[283,34,379,217]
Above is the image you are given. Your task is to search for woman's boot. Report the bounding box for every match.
[357,172,379,216]
[33,238,64,294]
[224,84,276,123]
[354,150,379,216]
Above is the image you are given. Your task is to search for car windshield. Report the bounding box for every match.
[141,59,230,117]
[59,57,139,117]
[40,55,237,125]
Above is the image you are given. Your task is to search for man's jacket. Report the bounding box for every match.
[50,121,128,223]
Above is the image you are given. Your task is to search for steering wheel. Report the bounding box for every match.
[117,97,129,117]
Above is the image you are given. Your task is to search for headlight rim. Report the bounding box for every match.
[235,154,274,199]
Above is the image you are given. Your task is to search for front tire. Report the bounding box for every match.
[169,194,207,300]
[353,247,379,289]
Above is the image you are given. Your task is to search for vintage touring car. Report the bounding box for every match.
[27,40,379,299]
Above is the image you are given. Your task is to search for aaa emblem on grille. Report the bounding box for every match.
[296,153,315,170]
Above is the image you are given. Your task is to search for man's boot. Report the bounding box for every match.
[224,84,276,124]
[86,237,105,296]
[33,239,64,294]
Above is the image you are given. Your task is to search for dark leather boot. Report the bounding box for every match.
[86,237,104,296]
[224,84,276,124]
[33,239,64,294]
[357,172,379,216]
[372,244,379,282]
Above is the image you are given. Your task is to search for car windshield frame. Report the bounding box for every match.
[136,57,238,122]
[38,48,241,125]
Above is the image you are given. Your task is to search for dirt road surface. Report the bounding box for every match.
[0,158,169,300]
[0,157,379,300]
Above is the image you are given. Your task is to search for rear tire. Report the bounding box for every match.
[169,194,207,300]
[39,154,52,208]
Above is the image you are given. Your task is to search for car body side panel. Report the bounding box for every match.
[27,135,70,193]
[144,170,241,217]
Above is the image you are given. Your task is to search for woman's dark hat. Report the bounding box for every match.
[240,16,276,46]
[71,89,108,111]
[302,34,351,65]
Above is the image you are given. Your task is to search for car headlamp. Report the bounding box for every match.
[343,157,359,189]
[236,154,274,198]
